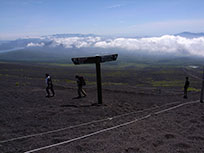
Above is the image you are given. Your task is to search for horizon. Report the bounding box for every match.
[1,31,204,41]
[1,0,204,40]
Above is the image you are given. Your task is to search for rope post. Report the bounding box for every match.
[200,67,204,103]
[96,56,102,105]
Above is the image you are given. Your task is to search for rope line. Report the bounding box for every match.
[154,100,198,115]
[24,115,151,153]
[0,100,182,144]
[183,68,202,80]
[24,100,199,153]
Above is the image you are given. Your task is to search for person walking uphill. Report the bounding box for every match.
[45,73,55,98]
[75,75,87,98]
[184,77,190,99]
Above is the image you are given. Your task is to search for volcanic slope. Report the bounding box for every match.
[0,62,204,153]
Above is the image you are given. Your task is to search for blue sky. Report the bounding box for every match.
[0,0,204,39]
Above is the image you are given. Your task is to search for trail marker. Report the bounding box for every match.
[72,54,118,104]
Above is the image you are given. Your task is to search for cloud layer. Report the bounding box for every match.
[27,42,45,47]
[94,35,204,56]
[50,36,101,48]
[27,35,204,57]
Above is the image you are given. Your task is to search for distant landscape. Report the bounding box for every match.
[2,0,204,152]
[1,32,204,153]
[1,32,204,66]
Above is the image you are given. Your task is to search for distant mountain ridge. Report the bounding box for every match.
[175,32,204,38]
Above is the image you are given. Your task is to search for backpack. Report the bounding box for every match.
[79,76,86,86]
[47,76,52,85]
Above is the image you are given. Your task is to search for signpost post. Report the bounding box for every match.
[200,67,204,103]
[72,54,118,104]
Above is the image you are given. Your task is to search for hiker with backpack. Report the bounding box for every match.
[75,75,87,98]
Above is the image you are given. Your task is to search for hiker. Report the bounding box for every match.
[45,73,55,97]
[184,77,190,99]
[75,75,87,98]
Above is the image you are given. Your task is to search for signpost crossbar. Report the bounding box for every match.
[72,54,118,104]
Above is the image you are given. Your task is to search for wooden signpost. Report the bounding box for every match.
[72,54,118,104]
[200,67,204,103]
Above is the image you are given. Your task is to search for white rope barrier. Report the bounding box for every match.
[24,115,151,153]
[154,100,199,115]
[183,68,202,80]
[24,100,199,153]
[0,99,182,144]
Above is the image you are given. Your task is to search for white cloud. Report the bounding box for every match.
[50,36,101,48]
[93,35,204,56]
[27,42,44,47]
[32,35,204,57]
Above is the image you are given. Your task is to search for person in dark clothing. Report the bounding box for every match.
[45,73,55,97]
[184,77,190,99]
[75,75,86,98]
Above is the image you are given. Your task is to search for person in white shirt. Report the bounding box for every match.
[45,73,55,97]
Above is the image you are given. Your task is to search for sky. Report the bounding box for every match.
[0,0,204,40]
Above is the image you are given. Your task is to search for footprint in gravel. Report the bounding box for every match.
[164,133,175,139]
[189,119,198,124]
[152,139,164,147]
[200,116,204,122]
[76,145,88,152]
[125,147,140,153]
[187,135,204,141]
[52,138,66,143]
[174,142,191,149]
